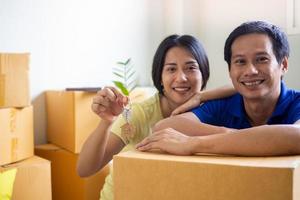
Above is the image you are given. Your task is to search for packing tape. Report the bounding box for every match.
[10,109,18,162]
[0,75,5,106]
[11,137,18,162]
[9,109,17,133]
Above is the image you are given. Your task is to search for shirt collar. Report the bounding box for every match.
[230,81,289,118]
[271,81,289,117]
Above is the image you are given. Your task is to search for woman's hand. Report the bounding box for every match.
[136,128,194,155]
[91,87,128,122]
[171,92,202,116]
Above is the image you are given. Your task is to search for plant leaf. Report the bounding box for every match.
[128,79,137,88]
[124,58,131,65]
[113,81,129,96]
[113,67,124,73]
[127,70,136,80]
[113,72,124,79]
[116,61,125,65]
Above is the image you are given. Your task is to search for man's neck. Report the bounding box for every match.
[244,92,280,126]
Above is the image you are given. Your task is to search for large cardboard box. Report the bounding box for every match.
[0,156,52,200]
[45,88,153,153]
[114,150,300,200]
[35,143,110,200]
[0,53,30,108]
[46,91,100,153]
[0,106,34,166]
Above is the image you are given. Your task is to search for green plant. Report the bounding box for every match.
[112,58,137,96]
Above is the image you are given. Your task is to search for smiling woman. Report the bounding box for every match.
[77,34,236,200]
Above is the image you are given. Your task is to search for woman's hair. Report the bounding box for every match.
[152,34,210,94]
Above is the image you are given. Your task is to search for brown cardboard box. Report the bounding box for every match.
[45,88,152,153]
[46,90,100,153]
[114,150,300,200]
[35,143,110,200]
[0,156,52,200]
[0,106,34,166]
[0,53,30,108]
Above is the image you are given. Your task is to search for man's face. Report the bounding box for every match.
[229,33,287,101]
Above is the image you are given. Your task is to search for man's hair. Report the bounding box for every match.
[224,21,290,69]
[152,34,210,94]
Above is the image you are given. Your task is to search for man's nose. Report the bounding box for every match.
[245,63,259,75]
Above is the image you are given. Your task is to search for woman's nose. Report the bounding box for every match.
[175,70,188,81]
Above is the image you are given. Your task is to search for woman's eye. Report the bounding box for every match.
[234,59,245,65]
[166,66,176,72]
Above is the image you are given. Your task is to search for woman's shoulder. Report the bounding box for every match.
[131,92,161,120]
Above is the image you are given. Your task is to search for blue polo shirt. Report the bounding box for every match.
[192,82,300,129]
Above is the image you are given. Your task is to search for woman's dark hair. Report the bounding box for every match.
[152,34,210,94]
[224,21,290,69]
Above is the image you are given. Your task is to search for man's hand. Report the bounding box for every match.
[136,128,194,155]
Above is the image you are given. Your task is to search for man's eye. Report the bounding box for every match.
[257,57,269,63]
[187,65,198,70]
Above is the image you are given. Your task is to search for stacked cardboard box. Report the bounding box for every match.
[114,150,300,200]
[0,53,51,200]
[46,90,100,153]
[0,156,52,200]
[45,88,152,153]
[35,144,110,200]
[43,90,108,199]
[0,53,30,108]
[43,88,152,199]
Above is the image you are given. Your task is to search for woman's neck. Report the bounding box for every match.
[159,95,178,118]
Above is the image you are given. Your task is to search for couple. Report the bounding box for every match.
[78,21,300,200]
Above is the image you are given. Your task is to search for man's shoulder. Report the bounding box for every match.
[204,93,241,106]
[286,88,300,99]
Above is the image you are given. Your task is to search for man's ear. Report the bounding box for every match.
[281,56,288,73]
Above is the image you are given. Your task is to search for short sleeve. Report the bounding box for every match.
[289,95,300,124]
[191,101,221,125]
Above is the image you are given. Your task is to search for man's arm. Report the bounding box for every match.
[191,122,300,156]
[137,117,300,156]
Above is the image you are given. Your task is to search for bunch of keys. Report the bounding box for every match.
[121,101,136,142]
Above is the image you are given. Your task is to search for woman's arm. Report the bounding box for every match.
[172,85,236,115]
[77,120,124,177]
[77,86,127,177]
[153,112,232,136]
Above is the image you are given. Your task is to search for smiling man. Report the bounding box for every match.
[136,21,300,156]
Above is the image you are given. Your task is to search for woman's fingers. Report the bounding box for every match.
[171,94,201,116]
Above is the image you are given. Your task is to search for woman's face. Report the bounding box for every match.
[161,46,203,106]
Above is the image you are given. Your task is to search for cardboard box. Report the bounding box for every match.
[0,106,34,166]
[35,143,110,200]
[0,53,30,108]
[0,156,52,200]
[45,88,152,153]
[46,91,100,153]
[114,150,300,200]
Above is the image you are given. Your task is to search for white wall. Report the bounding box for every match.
[181,0,300,90]
[0,0,166,144]
[1,0,299,144]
